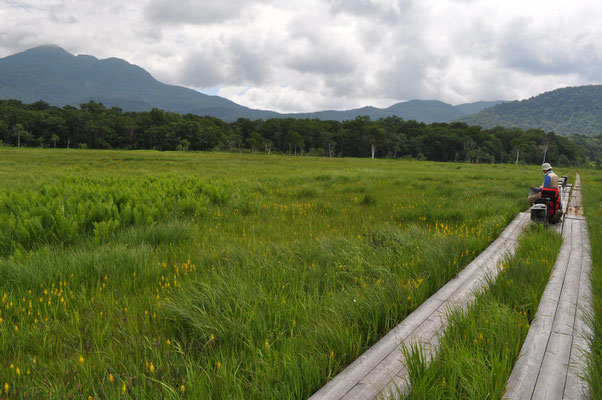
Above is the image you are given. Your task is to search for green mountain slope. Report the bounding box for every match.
[458,85,602,136]
[0,45,502,122]
[0,45,279,121]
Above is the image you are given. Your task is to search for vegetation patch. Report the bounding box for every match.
[403,225,562,399]
[580,170,602,397]
[0,149,566,398]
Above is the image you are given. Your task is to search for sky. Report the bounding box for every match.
[1,0,601,113]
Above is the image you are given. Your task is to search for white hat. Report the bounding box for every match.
[541,162,552,171]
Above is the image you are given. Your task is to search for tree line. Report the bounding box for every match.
[0,99,600,167]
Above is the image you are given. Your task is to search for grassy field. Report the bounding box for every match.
[0,148,582,398]
[580,169,602,398]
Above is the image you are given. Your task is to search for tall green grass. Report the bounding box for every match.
[403,225,562,399]
[0,148,563,398]
[579,170,602,397]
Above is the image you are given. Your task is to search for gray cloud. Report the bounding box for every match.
[178,36,273,88]
[1,0,601,113]
[284,22,357,77]
[145,0,239,24]
[496,18,602,82]
[498,19,571,75]
[286,50,356,76]
[179,48,227,87]
[327,0,414,24]
[228,37,272,84]
[144,0,271,25]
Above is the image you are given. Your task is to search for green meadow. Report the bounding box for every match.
[580,170,602,397]
[0,148,591,399]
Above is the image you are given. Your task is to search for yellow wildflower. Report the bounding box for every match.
[79,355,85,364]
[149,362,155,374]
[16,366,20,376]
[180,385,185,393]
[122,381,126,393]
[109,374,114,383]
[4,382,8,394]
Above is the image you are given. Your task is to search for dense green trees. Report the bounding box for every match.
[0,99,599,166]
[459,85,602,136]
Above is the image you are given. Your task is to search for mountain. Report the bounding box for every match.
[281,100,504,122]
[0,45,501,122]
[458,85,602,136]
[0,45,279,121]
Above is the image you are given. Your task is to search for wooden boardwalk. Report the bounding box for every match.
[504,175,593,399]
[309,178,590,400]
[309,211,532,399]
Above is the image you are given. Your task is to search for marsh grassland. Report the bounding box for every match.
[580,170,602,398]
[0,148,578,398]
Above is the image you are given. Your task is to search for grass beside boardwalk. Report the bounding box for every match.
[580,169,602,397]
[403,225,562,399]
[0,148,565,398]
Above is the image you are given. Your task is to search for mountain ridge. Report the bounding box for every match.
[458,85,602,136]
[0,45,502,122]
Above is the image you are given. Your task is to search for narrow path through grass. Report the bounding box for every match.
[403,224,562,399]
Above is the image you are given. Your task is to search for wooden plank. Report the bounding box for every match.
[565,332,591,400]
[506,174,595,399]
[531,332,573,400]
[559,175,592,399]
[565,219,594,400]
[342,350,406,399]
[504,316,555,399]
[551,247,581,336]
[346,327,444,400]
[533,243,571,333]
[504,218,574,399]
[309,295,444,399]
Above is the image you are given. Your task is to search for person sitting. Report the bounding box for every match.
[528,163,558,203]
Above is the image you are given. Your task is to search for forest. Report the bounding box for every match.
[459,84,602,136]
[0,99,600,166]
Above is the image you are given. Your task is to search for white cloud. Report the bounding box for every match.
[1,0,601,113]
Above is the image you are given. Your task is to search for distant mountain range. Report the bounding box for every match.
[0,45,500,123]
[0,46,600,135]
[458,85,602,136]
[283,100,504,123]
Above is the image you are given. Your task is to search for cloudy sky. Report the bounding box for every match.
[1,0,601,112]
